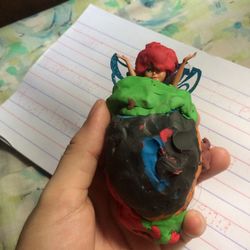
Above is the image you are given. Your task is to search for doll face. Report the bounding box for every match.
[144,68,167,82]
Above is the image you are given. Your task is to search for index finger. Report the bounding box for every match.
[47,100,110,192]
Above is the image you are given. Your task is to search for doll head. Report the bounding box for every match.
[135,42,178,82]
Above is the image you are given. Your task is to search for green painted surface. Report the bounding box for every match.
[142,211,187,244]
[107,76,198,122]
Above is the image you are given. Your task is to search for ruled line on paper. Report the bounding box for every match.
[9,98,72,139]
[77,21,140,51]
[194,94,249,123]
[194,198,250,234]
[200,128,250,167]
[54,23,250,127]
[71,27,136,60]
[11,92,80,137]
[46,19,250,127]
[50,48,111,82]
[200,237,220,250]
[0,6,249,250]
[206,224,249,250]
[201,186,250,217]
[198,108,250,136]
[64,33,112,59]
[30,70,93,107]
[38,32,250,154]
[14,83,84,136]
[199,84,250,109]
[58,40,110,69]
[192,196,250,249]
[52,33,250,150]
[1,106,65,150]
[11,80,250,232]
[213,177,250,199]
[202,75,250,98]
[227,169,250,183]
[17,55,250,236]
[40,56,110,94]
[200,124,249,151]
[77,20,250,98]
[231,155,250,167]
[0,116,59,161]
[23,81,86,118]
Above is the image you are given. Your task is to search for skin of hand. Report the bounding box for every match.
[172,52,197,87]
[16,100,230,250]
[182,52,197,64]
[116,54,136,76]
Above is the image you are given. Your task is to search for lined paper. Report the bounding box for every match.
[0,5,249,249]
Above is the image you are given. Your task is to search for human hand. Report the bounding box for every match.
[182,52,197,64]
[16,100,230,250]
[116,53,130,63]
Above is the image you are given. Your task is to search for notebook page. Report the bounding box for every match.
[0,5,249,249]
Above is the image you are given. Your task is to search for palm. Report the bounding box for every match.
[86,170,174,250]
[183,52,197,63]
[17,101,230,250]
[50,172,166,250]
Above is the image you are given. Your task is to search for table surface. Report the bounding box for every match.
[0,0,249,249]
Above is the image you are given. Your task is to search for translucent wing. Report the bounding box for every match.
[110,53,128,85]
[110,55,202,93]
[177,65,202,93]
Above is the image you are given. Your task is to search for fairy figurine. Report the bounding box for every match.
[117,42,196,87]
[104,42,230,245]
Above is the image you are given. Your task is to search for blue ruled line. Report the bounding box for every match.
[228,169,250,183]
[37,61,108,96]
[0,118,59,161]
[203,75,250,98]
[9,98,73,139]
[200,124,250,151]
[193,93,250,123]
[51,47,111,82]
[207,224,248,250]
[78,21,140,51]
[64,34,111,59]
[23,80,86,118]
[202,186,250,217]
[78,21,250,98]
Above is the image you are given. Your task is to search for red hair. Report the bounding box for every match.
[135,42,178,76]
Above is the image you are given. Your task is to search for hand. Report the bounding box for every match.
[182,52,197,64]
[116,53,130,63]
[16,100,230,250]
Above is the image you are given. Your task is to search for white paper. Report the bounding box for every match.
[0,5,249,249]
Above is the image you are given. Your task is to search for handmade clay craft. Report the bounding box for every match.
[103,42,202,244]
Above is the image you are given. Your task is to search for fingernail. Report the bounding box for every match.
[181,232,198,241]
[88,99,105,119]
[181,211,206,242]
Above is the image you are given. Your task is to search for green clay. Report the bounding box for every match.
[107,76,198,122]
[142,211,187,244]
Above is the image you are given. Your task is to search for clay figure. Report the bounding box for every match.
[103,42,229,244]
[117,42,196,87]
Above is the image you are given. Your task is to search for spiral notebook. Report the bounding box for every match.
[0,5,249,249]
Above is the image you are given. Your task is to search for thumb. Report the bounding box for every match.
[181,210,206,242]
[162,210,206,250]
[48,99,110,193]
